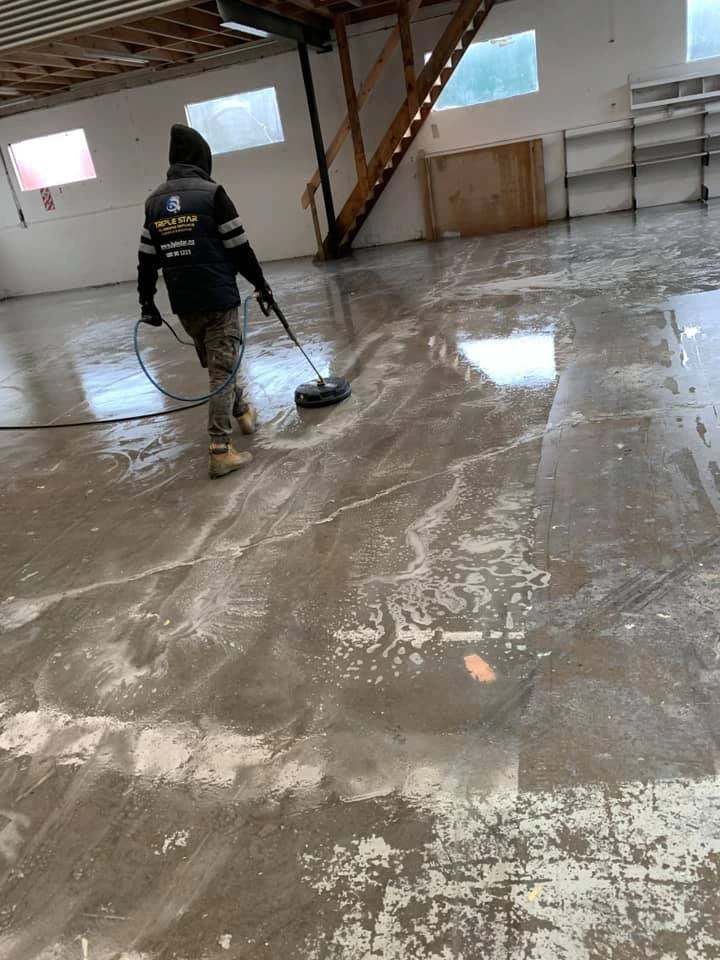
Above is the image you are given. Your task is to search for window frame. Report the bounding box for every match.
[427,28,540,113]
[184,86,286,157]
[8,127,97,193]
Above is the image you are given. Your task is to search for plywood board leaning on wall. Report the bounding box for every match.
[421,138,547,240]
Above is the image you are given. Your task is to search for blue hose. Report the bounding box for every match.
[134,296,250,403]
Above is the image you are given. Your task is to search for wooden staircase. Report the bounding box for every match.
[301,0,495,257]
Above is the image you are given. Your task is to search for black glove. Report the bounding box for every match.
[140,300,163,327]
[255,284,274,316]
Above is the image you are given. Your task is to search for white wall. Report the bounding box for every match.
[0,0,687,297]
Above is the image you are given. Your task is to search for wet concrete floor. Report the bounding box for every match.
[2,204,720,958]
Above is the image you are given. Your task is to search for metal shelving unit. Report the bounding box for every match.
[562,119,634,216]
[566,161,634,180]
[630,58,720,112]
[563,61,720,217]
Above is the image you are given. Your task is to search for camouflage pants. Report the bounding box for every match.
[178,307,248,444]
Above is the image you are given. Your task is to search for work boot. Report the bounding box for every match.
[237,404,258,435]
[208,443,253,479]
[233,390,257,436]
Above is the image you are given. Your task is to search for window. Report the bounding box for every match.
[429,29,539,111]
[8,128,96,192]
[185,87,285,155]
[687,0,720,61]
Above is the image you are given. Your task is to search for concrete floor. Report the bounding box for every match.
[2,204,720,959]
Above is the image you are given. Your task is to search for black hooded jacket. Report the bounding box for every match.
[137,124,266,316]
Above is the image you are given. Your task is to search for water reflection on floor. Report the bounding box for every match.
[459,329,557,387]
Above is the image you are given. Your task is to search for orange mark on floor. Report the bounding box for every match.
[464,654,496,684]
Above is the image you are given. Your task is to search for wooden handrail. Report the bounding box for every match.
[335,13,368,194]
[398,0,418,118]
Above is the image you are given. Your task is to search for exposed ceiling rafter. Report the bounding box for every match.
[0,0,462,115]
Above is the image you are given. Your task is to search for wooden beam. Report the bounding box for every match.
[151,39,226,57]
[397,0,418,117]
[270,0,335,19]
[153,32,230,49]
[5,55,124,81]
[83,30,189,62]
[307,182,326,260]
[158,8,229,33]
[346,0,444,24]
[89,23,237,59]
[85,25,214,60]
[49,39,193,71]
[118,18,228,46]
[0,0,204,59]
[2,64,53,78]
[417,152,436,240]
[301,0,421,208]
[335,0,494,237]
[58,64,127,79]
[15,62,125,82]
[334,14,368,194]
[48,38,137,60]
[4,50,78,69]
[8,76,71,89]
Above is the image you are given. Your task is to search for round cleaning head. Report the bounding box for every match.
[295,376,352,409]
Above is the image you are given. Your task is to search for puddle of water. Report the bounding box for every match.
[459,330,556,388]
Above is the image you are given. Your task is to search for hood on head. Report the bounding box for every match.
[169,123,212,175]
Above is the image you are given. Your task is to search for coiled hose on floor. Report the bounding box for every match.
[0,297,251,430]
[133,295,250,403]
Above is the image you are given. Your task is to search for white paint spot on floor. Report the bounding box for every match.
[439,630,483,643]
[340,787,393,804]
[302,776,720,958]
[161,830,189,855]
[0,709,271,788]
[134,727,193,781]
[0,595,56,631]
[272,760,324,795]
[0,809,30,863]
[218,934,232,950]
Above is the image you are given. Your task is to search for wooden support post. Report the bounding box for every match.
[334,14,368,194]
[417,153,436,241]
[397,0,418,118]
[307,182,326,260]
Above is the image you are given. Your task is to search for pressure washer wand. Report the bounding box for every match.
[267,300,326,385]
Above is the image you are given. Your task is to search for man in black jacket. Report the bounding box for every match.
[138,123,272,479]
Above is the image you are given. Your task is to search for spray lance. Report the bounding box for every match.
[134,294,351,410]
[257,296,352,409]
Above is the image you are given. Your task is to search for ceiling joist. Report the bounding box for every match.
[0,0,453,113]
